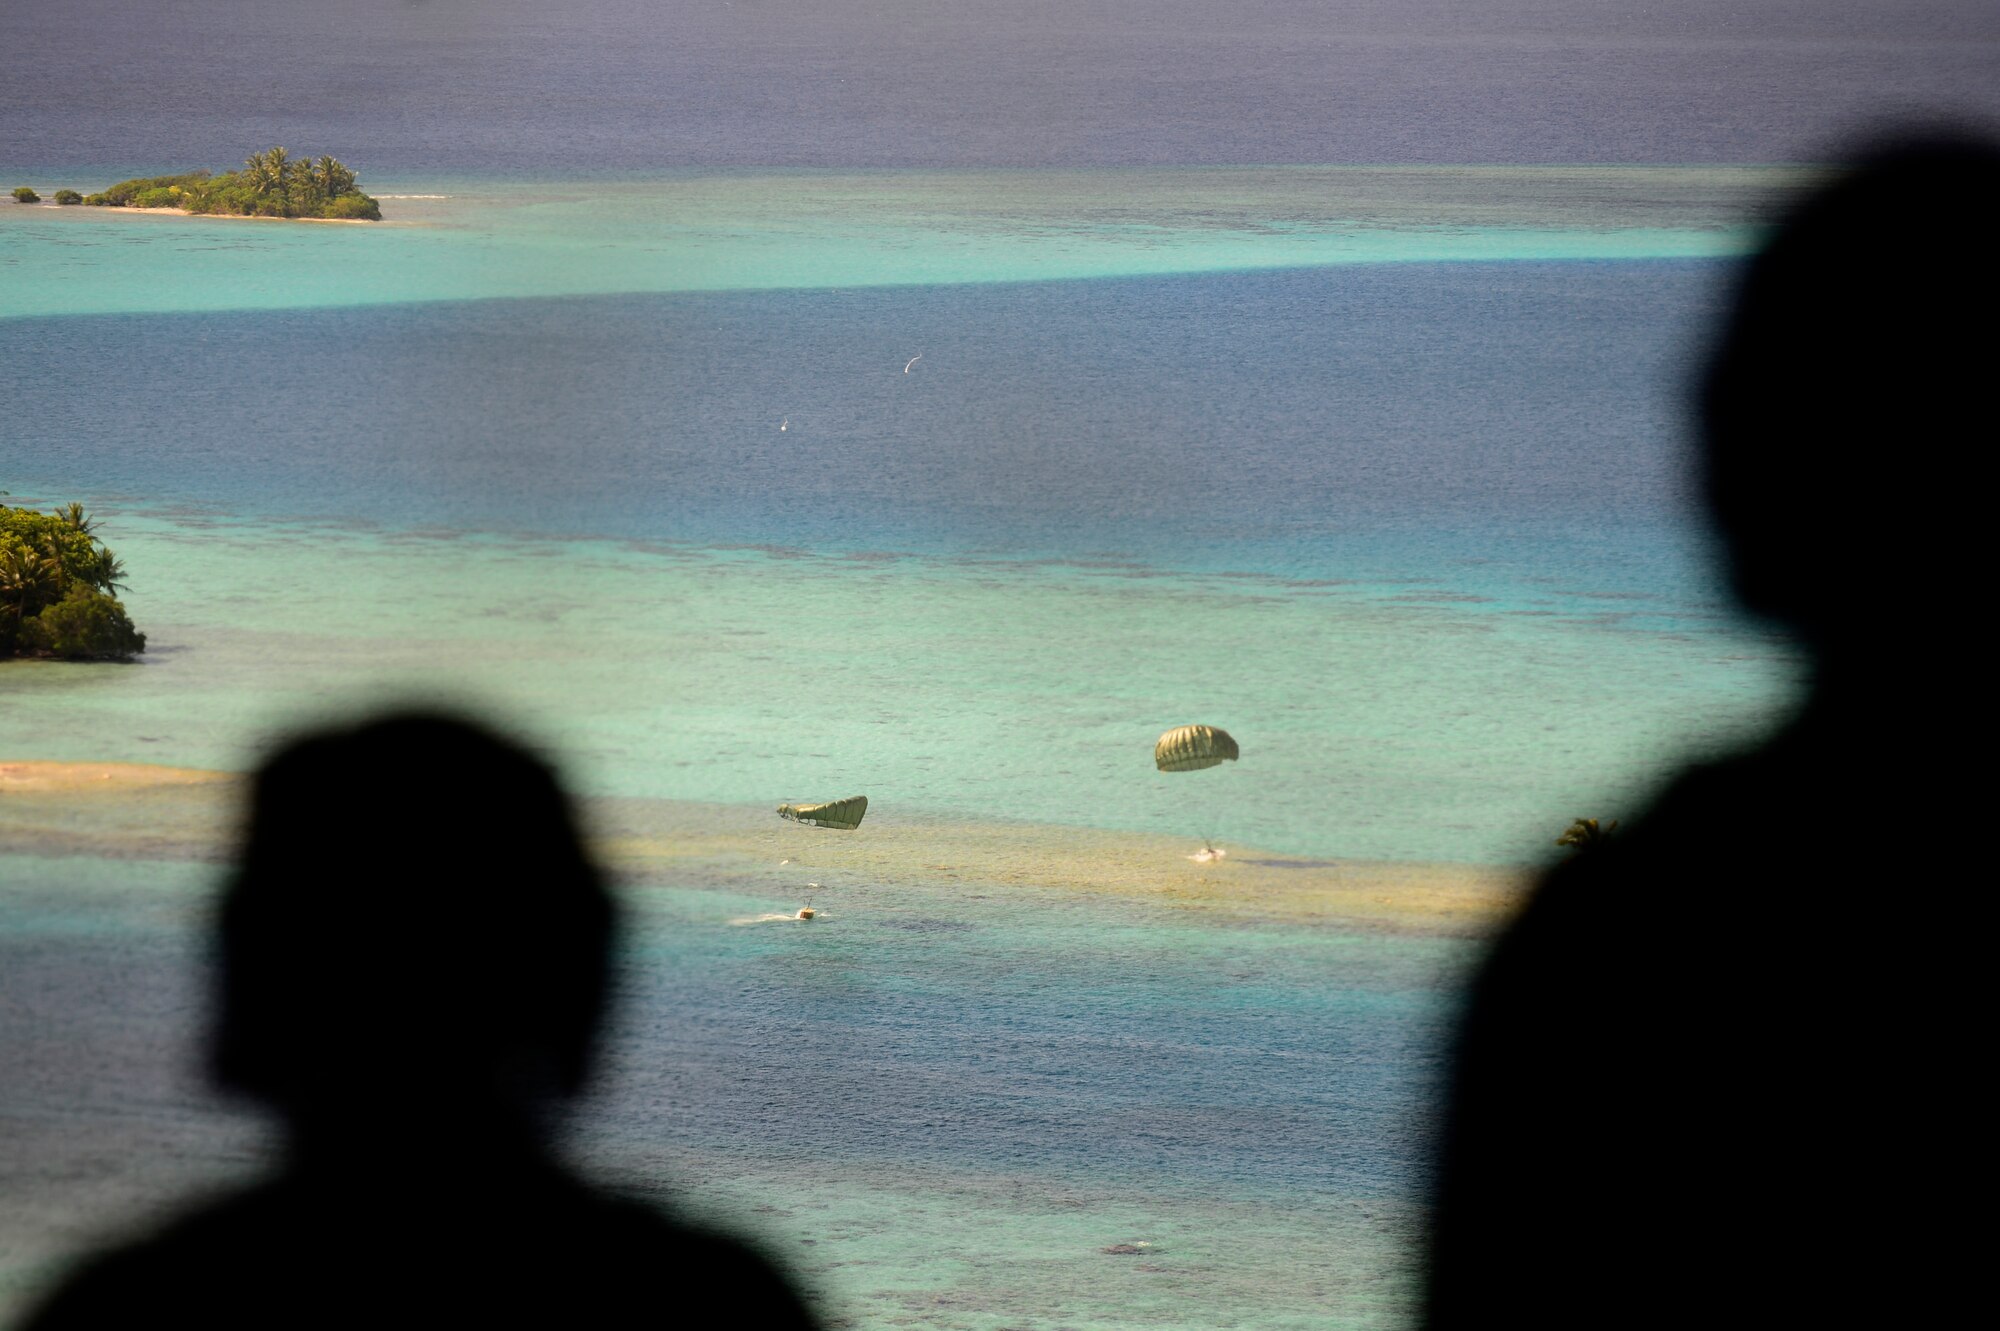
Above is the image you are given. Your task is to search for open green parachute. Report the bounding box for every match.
[1154,725,1240,772]
[776,795,869,830]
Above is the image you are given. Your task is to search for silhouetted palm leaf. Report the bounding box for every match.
[1556,817,1619,853]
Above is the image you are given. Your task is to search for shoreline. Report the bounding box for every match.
[0,760,1529,936]
[93,205,372,225]
[6,201,374,224]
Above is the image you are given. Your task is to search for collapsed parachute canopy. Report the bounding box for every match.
[1154,724,1239,772]
[777,795,869,830]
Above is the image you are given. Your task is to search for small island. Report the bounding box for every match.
[0,502,145,661]
[79,147,381,221]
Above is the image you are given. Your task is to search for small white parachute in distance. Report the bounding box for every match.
[776,795,869,830]
[1154,724,1240,773]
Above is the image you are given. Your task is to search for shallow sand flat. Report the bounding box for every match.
[0,761,234,793]
[596,802,1529,938]
[0,762,242,863]
[0,761,1527,935]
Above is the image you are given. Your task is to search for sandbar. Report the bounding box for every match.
[0,761,1529,936]
[601,809,1530,937]
[0,760,234,793]
[105,206,372,224]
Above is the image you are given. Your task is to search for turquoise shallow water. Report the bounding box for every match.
[0,511,1794,864]
[1,166,1805,1327]
[0,166,1797,318]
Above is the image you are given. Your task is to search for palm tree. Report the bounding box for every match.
[0,544,56,625]
[93,546,129,596]
[245,147,292,197]
[58,501,95,536]
[35,532,76,595]
[312,156,355,200]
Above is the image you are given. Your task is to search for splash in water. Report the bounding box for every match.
[729,911,830,926]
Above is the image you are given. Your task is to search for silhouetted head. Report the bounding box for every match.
[1699,129,2000,659]
[211,712,615,1134]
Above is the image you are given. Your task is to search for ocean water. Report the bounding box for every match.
[2,173,1808,857]
[2,168,1808,1328]
[8,0,1998,170]
[0,168,1779,319]
[0,845,1461,1329]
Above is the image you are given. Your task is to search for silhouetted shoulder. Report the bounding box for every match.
[1429,725,1965,1328]
[1428,130,1996,1330]
[22,1175,820,1329]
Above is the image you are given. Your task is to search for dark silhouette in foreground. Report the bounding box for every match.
[1425,133,1999,1329]
[23,713,818,1328]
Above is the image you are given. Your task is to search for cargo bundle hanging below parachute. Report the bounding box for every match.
[776,795,869,830]
[1155,725,1238,862]
[1154,724,1239,772]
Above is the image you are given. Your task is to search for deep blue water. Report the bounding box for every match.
[610,886,1460,1200]
[5,0,1997,172]
[0,260,1730,617]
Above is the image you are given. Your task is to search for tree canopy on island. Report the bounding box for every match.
[84,147,381,220]
[0,502,145,660]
